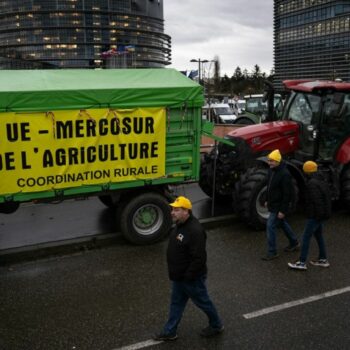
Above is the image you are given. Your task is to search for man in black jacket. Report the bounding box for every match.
[288,161,331,270]
[262,149,299,260]
[154,196,223,341]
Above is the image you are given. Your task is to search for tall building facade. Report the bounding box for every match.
[274,0,350,91]
[0,0,171,69]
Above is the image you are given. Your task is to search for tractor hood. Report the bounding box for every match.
[226,121,300,154]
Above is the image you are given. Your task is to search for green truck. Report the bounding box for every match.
[0,68,208,244]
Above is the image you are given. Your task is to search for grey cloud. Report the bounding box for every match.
[164,0,273,75]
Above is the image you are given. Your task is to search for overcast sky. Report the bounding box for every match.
[164,0,274,77]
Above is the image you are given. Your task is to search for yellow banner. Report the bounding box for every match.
[0,108,166,194]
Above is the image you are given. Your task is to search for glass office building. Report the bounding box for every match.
[274,0,350,91]
[0,0,171,69]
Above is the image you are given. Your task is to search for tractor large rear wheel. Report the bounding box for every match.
[237,168,269,230]
[237,168,299,230]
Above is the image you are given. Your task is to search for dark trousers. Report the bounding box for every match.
[266,212,298,255]
[163,275,222,335]
[299,218,327,263]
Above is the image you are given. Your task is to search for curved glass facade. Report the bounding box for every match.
[274,0,350,91]
[0,0,171,69]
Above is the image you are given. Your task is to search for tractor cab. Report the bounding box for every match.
[282,80,350,164]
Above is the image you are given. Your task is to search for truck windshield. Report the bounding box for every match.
[246,98,266,114]
[246,96,282,116]
[215,107,233,115]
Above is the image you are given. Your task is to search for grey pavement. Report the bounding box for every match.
[0,183,234,262]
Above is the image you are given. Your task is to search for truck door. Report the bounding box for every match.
[286,92,321,158]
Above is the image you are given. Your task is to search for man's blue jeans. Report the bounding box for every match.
[266,212,298,255]
[163,275,222,335]
[299,218,327,263]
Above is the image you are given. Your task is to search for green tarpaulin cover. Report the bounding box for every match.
[0,68,204,112]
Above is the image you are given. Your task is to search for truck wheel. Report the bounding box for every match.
[119,192,172,245]
[234,117,255,125]
[237,168,269,230]
[341,167,350,205]
[0,201,19,214]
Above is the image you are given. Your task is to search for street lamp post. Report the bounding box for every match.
[190,58,209,85]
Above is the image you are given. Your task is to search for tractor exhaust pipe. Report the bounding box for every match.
[262,80,275,122]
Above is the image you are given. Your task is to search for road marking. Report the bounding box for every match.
[113,339,161,350]
[243,286,350,319]
[114,287,350,349]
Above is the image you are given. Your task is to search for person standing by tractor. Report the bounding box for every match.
[154,196,224,341]
[262,149,299,261]
[288,161,332,270]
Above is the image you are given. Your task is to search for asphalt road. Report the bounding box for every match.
[1,209,350,350]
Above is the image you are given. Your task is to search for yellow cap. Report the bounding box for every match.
[169,196,192,210]
[303,161,317,173]
[267,149,282,162]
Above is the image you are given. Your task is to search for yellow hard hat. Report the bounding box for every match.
[267,149,282,162]
[303,161,317,173]
[169,196,192,210]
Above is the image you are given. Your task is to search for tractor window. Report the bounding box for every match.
[323,93,350,129]
[288,93,320,125]
[287,93,321,158]
[320,93,350,159]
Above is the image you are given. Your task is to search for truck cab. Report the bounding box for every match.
[202,103,237,124]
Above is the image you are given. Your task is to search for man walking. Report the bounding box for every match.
[154,196,223,341]
[288,161,331,270]
[262,149,299,260]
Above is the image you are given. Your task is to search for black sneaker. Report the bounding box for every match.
[200,326,224,338]
[284,242,300,252]
[261,253,279,261]
[310,259,330,268]
[153,332,178,341]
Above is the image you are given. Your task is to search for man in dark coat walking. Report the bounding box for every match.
[262,149,299,260]
[154,196,223,341]
[288,161,332,270]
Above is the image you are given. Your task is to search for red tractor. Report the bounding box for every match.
[200,79,350,229]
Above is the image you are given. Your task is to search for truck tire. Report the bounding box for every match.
[234,117,255,125]
[119,192,172,245]
[237,168,299,230]
[0,201,19,214]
